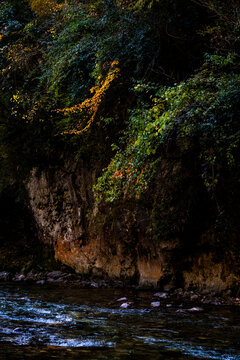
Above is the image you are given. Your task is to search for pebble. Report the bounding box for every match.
[211,301,221,306]
[13,274,25,282]
[0,272,11,281]
[46,278,56,283]
[151,301,161,308]
[90,282,98,288]
[153,292,168,299]
[175,288,184,296]
[202,299,211,304]
[16,275,25,282]
[187,307,203,312]
[46,271,63,279]
[120,302,132,309]
[36,280,45,285]
[117,297,127,302]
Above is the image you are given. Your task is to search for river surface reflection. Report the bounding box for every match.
[0,284,239,359]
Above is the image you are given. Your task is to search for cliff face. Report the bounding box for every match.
[26,158,240,293]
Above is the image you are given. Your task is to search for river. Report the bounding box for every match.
[0,283,239,359]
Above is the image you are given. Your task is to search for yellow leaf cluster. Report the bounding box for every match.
[28,0,62,16]
[58,60,120,135]
[47,27,56,38]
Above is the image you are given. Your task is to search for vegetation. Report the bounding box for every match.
[0,0,240,239]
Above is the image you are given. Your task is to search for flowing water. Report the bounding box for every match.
[0,283,239,360]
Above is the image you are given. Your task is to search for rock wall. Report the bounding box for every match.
[26,159,240,293]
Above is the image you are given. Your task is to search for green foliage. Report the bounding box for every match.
[42,0,155,102]
[94,54,240,202]
[0,0,240,234]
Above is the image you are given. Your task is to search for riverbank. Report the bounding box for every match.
[1,271,239,308]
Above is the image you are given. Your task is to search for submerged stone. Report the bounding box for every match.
[151,301,161,307]
[153,292,168,299]
[120,302,132,308]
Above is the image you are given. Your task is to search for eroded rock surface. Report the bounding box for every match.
[26,160,240,292]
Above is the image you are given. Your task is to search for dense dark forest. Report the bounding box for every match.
[1,0,240,206]
[0,0,240,291]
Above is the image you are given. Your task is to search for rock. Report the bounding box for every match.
[36,280,45,285]
[175,288,184,296]
[117,297,127,302]
[187,307,203,312]
[153,292,168,299]
[202,298,211,304]
[25,271,39,281]
[90,282,99,288]
[211,300,221,306]
[166,303,172,307]
[25,151,240,292]
[99,280,107,288]
[151,301,161,308]
[46,271,63,279]
[120,302,132,309]
[0,271,11,281]
[183,291,191,298]
[190,294,199,301]
[13,274,25,282]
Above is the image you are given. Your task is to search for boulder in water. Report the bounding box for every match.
[120,302,132,309]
